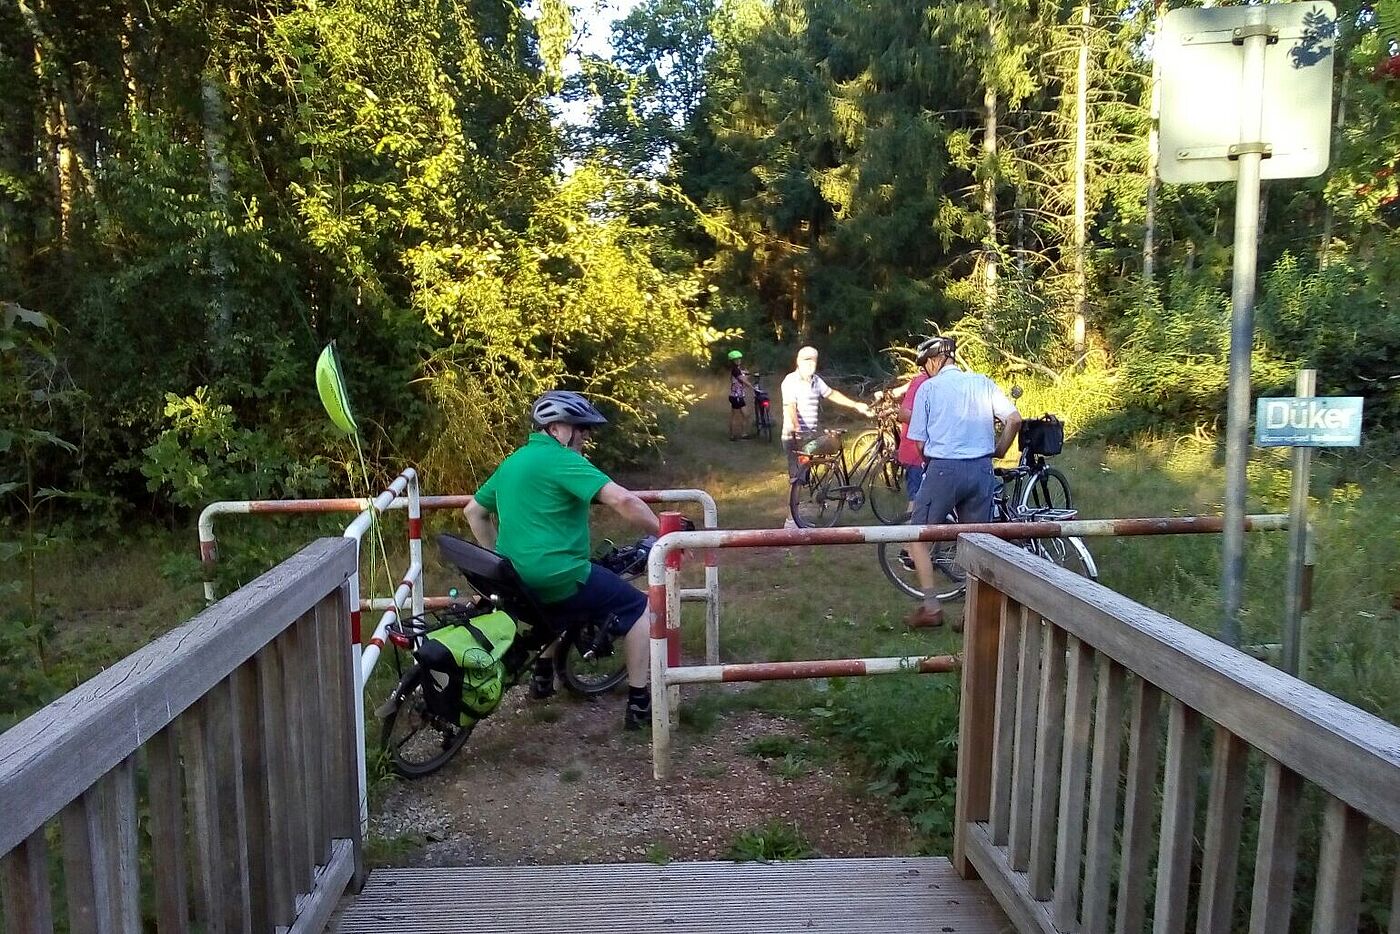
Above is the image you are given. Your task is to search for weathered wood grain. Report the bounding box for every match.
[1197,728,1250,934]
[1083,657,1126,933]
[0,538,357,855]
[989,599,1024,846]
[1310,796,1369,934]
[146,723,190,933]
[0,831,54,934]
[1029,623,1067,900]
[1247,758,1302,934]
[959,535,1400,833]
[1053,636,1094,931]
[953,577,1007,878]
[1008,614,1044,872]
[1115,678,1163,934]
[1153,700,1202,934]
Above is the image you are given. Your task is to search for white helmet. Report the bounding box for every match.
[530,391,608,429]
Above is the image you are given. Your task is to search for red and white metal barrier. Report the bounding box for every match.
[646,513,1290,779]
[341,468,421,830]
[198,490,720,662]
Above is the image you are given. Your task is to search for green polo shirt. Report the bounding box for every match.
[474,432,612,602]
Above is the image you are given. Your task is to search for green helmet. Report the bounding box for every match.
[727,350,744,360]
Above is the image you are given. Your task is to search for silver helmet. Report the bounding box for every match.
[530,391,609,429]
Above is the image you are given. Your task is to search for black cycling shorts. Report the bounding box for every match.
[729,394,746,410]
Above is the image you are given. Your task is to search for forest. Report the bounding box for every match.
[0,0,1396,516]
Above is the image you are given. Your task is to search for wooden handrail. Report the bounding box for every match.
[953,533,1400,934]
[0,537,361,933]
[957,534,1400,833]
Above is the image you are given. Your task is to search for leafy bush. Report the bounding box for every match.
[726,822,815,861]
[812,676,962,850]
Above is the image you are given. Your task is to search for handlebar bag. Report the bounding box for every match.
[1019,415,1064,456]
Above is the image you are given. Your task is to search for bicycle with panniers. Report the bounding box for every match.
[375,534,653,778]
[877,411,1097,600]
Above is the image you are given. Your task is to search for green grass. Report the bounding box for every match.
[726,822,815,862]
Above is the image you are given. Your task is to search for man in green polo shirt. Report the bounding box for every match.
[464,391,662,730]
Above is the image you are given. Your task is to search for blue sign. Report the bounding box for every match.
[1255,397,1364,447]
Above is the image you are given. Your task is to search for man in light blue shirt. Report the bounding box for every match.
[904,337,1021,629]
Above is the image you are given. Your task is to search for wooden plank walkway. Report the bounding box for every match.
[335,857,1012,933]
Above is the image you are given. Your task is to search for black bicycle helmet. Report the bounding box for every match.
[915,336,957,365]
[530,390,609,429]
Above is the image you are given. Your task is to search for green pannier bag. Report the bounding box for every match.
[417,610,518,724]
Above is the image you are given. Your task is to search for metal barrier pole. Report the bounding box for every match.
[648,556,672,779]
[658,512,686,721]
[645,514,1291,779]
[408,472,424,623]
[342,468,415,831]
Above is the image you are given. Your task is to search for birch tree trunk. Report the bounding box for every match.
[201,65,234,354]
[1143,0,1162,283]
[1071,0,1090,355]
[982,0,999,310]
[1319,67,1348,268]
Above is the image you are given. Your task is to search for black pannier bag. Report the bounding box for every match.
[413,638,464,723]
[1019,414,1064,456]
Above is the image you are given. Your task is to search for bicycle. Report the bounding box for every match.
[876,432,1097,601]
[375,534,653,778]
[751,372,773,442]
[788,402,907,527]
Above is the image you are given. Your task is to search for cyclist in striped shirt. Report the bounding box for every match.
[780,345,873,481]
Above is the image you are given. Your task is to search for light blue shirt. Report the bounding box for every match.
[907,365,1017,460]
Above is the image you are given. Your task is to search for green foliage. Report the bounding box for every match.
[811,676,962,849]
[141,388,334,508]
[725,821,815,861]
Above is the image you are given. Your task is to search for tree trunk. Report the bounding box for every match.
[982,0,999,310]
[18,0,93,243]
[201,65,234,356]
[1143,0,1162,283]
[120,3,141,129]
[1319,66,1348,268]
[1071,0,1090,354]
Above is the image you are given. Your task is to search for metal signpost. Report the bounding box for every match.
[1158,2,1336,646]
[1256,375,1363,675]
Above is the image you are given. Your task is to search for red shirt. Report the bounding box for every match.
[897,374,930,467]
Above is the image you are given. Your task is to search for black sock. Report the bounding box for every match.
[628,686,650,707]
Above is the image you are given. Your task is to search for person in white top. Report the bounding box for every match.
[902,336,1021,630]
[780,345,873,481]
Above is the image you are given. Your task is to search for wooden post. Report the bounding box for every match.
[953,573,1007,878]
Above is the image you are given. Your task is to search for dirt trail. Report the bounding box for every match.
[370,682,919,867]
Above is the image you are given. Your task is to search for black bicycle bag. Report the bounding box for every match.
[1019,415,1064,456]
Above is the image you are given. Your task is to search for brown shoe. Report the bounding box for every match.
[906,606,945,629]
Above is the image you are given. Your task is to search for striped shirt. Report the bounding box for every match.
[780,372,832,438]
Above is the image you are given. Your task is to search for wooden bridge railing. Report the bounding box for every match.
[0,537,361,934]
[953,534,1400,934]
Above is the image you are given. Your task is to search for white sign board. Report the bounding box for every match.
[1158,3,1336,184]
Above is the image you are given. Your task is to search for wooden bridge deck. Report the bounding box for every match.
[334,856,1011,933]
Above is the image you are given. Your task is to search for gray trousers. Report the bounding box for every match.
[909,457,994,525]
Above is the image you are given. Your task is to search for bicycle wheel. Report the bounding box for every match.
[850,431,907,524]
[756,400,773,442]
[378,664,474,779]
[555,619,628,696]
[1019,466,1073,514]
[790,460,845,528]
[877,540,966,602]
[1031,535,1099,582]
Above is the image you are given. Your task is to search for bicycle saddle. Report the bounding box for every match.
[436,534,549,629]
